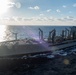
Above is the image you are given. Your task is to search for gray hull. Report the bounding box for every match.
[0,40,76,57]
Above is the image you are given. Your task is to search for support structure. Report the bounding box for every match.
[13,33,18,40]
[70,26,76,39]
[39,28,43,41]
[65,28,70,39]
[48,29,56,43]
[61,30,65,38]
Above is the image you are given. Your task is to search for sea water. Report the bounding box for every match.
[0,25,70,42]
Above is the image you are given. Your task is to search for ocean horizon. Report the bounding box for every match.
[0,25,72,42]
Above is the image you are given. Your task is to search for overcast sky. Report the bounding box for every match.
[0,0,76,25]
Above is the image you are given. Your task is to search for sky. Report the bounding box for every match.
[0,0,76,25]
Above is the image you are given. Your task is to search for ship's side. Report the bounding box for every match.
[0,39,76,57]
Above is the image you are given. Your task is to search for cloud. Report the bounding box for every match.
[34,17,48,21]
[23,18,33,21]
[0,16,76,25]
[49,17,56,21]
[8,2,21,8]
[16,17,23,21]
[62,5,67,8]
[66,16,74,19]
[47,9,51,12]
[28,6,40,10]
[73,3,76,7]
[39,14,44,16]
[56,9,61,13]
[8,2,15,8]
[57,16,74,22]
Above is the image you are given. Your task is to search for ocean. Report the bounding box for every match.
[0,25,70,42]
